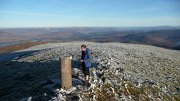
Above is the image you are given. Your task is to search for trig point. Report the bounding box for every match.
[59,56,72,90]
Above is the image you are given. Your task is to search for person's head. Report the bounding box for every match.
[81,44,86,51]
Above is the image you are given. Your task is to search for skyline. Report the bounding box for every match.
[0,0,180,27]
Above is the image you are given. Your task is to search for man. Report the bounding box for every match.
[80,44,91,87]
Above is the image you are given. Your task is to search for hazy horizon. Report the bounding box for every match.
[0,25,180,29]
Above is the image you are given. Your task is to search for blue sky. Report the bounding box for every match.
[0,0,180,27]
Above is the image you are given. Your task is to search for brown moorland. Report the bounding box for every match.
[0,41,50,54]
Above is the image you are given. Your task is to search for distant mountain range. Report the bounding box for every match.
[0,26,180,50]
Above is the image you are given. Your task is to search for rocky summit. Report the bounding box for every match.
[0,41,180,101]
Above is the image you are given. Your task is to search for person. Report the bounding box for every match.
[80,44,91,87]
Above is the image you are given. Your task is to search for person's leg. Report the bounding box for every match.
[86,67,90,81]
[81,62,88,86]
[81,62,86,76]
[85,75,89,81]
[85,75,89,86]
[85,67,90,87]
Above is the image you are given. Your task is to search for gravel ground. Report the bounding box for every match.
[0,41,179,101]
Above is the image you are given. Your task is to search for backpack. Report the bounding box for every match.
[86,48,94,60]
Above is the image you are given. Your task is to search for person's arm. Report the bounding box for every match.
[81,51,83,60]
[80,51,85,63]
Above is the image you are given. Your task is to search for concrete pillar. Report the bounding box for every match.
[60,56,72,90]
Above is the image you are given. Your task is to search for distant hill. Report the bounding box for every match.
[116,29,180,49]
[0,26,180,50]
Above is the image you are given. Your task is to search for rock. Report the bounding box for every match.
[72,68,79,77]
[46,79,54,84]
[176,88,180,93]
[22,73,33,80]
[142,80,157,86]
[71,95,79,101]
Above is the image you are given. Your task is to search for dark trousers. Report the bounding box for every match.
[81,62,90,76]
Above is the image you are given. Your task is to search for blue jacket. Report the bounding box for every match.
[81,48,91,68]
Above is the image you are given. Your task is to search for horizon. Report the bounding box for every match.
[0,25,180,29]
[0,0,180,27]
